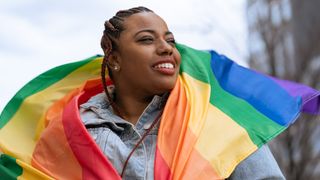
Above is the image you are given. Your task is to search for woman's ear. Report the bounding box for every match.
[108,52,121,71]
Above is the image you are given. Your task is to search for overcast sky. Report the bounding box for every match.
[0,0,247,112]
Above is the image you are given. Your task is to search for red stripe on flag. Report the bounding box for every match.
[154,146,172,180]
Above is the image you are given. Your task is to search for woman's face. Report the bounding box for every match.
[111,12,181,96]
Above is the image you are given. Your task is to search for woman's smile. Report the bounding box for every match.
[152,60,177,75]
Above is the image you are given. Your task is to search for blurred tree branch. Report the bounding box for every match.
[247,0,320,179]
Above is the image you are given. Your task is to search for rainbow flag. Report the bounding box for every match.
[0,44,319,179]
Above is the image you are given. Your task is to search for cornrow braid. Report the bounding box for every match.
[100,6,153,116]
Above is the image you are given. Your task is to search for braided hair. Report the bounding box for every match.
[100,6,153,115]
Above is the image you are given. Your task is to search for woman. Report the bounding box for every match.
[80,6,284,179]
[81,6,181,179]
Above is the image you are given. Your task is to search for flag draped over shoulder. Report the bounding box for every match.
[0,44,319,179]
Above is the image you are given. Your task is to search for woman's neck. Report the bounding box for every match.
[113,91,154,125]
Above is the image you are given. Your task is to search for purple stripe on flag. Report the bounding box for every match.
[271,78,320,115]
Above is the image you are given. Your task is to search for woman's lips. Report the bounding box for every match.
[152,62,176,75]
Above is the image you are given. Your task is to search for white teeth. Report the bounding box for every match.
[154,63,174,69]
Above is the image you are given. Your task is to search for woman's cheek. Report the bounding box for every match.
[174,51,181,65]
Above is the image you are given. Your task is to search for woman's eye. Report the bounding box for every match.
[139,37,154,43]
[167,38,176,45]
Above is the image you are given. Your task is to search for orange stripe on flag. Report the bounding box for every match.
[157,77,189,170]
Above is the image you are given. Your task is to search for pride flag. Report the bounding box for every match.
[0,44,319,179]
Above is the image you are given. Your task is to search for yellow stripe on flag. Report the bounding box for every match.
[181,73,211,135]
[195,104,258,178]
[16,159,54,180]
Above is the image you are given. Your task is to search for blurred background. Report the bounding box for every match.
[247,0,320,179]
[0,0,319,179]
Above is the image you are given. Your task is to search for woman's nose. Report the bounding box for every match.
[156,39,173,56]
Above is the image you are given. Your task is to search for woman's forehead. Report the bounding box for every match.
[122,12,169,33]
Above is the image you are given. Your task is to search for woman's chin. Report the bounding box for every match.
[152,82,176,95]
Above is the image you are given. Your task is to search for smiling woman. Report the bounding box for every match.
[0,6,319,180]
[96,7,182,178]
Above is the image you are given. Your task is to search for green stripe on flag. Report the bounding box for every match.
[0,55,101,128]
[209,74,284,146]
[177,44,211,83]
[0,154,23,180]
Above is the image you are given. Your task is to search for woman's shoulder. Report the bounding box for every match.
[228,145,285,180]
[80,92,110,110]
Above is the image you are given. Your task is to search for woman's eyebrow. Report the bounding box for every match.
[165,31,173,36]
[134,29,173,37]
[134,29,155,37]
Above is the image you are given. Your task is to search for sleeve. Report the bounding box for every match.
[228,145,285,180]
